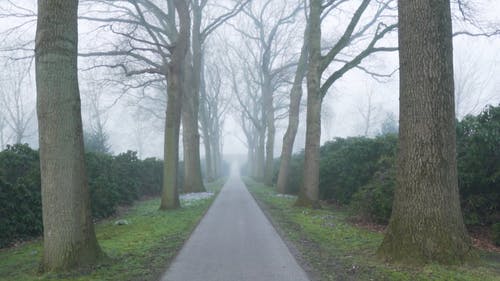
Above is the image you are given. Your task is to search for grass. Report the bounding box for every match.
[0,179,225,281]
[244,177,500,281]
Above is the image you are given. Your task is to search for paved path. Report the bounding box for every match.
[160,165,310,281]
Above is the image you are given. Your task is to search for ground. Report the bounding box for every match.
[244,178,500,281]
[0,179,224,281]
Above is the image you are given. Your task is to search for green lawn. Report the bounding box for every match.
[0,179,224,281]
[244,178,500,281]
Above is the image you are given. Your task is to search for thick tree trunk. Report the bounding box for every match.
[182,5,206,192]
[296,92,321,207]
[35,0,103,271]
[295,0,321,207]
[378,0,472,264]
[276,24,309,194]
[160,0,190,210]
[182,52,205,193]
[161,81,182,209]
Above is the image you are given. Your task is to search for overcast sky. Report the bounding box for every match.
[0,0,498,159]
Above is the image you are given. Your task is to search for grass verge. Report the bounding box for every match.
[0,179,225,281]
[244,177,500,281]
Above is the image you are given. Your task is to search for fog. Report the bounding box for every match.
[0,0,498,160]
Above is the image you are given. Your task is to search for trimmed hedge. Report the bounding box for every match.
[0,146,163,248]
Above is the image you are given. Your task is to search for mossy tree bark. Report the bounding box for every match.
[35,0,103,271]
[377,0,472,264]
[160,0,190,210]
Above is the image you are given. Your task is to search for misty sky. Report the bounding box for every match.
[0,0,498,159]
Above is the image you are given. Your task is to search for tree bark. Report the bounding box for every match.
[182,51,205,193]
[254,130,266,181]
[35,0,103,271]
[199,66,215,181]
[182,2,206,193]
[160,0,190,210]
[276,23,309,194]
[377,0,472,264]
[263,82,275,186]
[295,0,321,207]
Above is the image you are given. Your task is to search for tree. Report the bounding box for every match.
[377,0,472,264]
[0,62,36,144]
[200,54,231,181]
[276,16,309,194]
[182,0,248,192]
[296,0,397,207]
[35,0,103,271]
[357,90,381,137]
[0,113,7,149]
[81,75,111,154]
[160,0,191,209]
[241,1,302,185]
[79,0,246,196]
[379,112,397,135]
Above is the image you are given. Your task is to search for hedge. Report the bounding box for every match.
[0,146,163,248]
[275,104,500,227]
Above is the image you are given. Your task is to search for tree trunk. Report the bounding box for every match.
[254,130,266,181]
[276,83,303,194]
[160,0,190,210]
[295,0,321,208]
[377,0,472,264]
[182,52,205,193]
[35,0,103,271]
[199,62,215,181]
[276,24,309,194]
[182,4,206,192]
[212,128,222,178]
[264,87,275,186]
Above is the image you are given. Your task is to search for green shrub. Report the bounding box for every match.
[0,144,41,248]
[318,134,397,203]
[351,156,395,223]
[457,104,500,225]
[0,146,164,247]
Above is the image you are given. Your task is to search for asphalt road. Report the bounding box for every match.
[160,165,310,281]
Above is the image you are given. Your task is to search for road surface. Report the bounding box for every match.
[160,165,310,281]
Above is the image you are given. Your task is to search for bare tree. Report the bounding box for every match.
[231,0,303,184]
[0,111,8,149]
[276,11,309,194]
[199,52,231,181]
[297,0,397,207]
[454,51,494,119]
[182,0,248,192]
[227,49,266,179]
[357,90,381,137]
[0,61,35,144]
